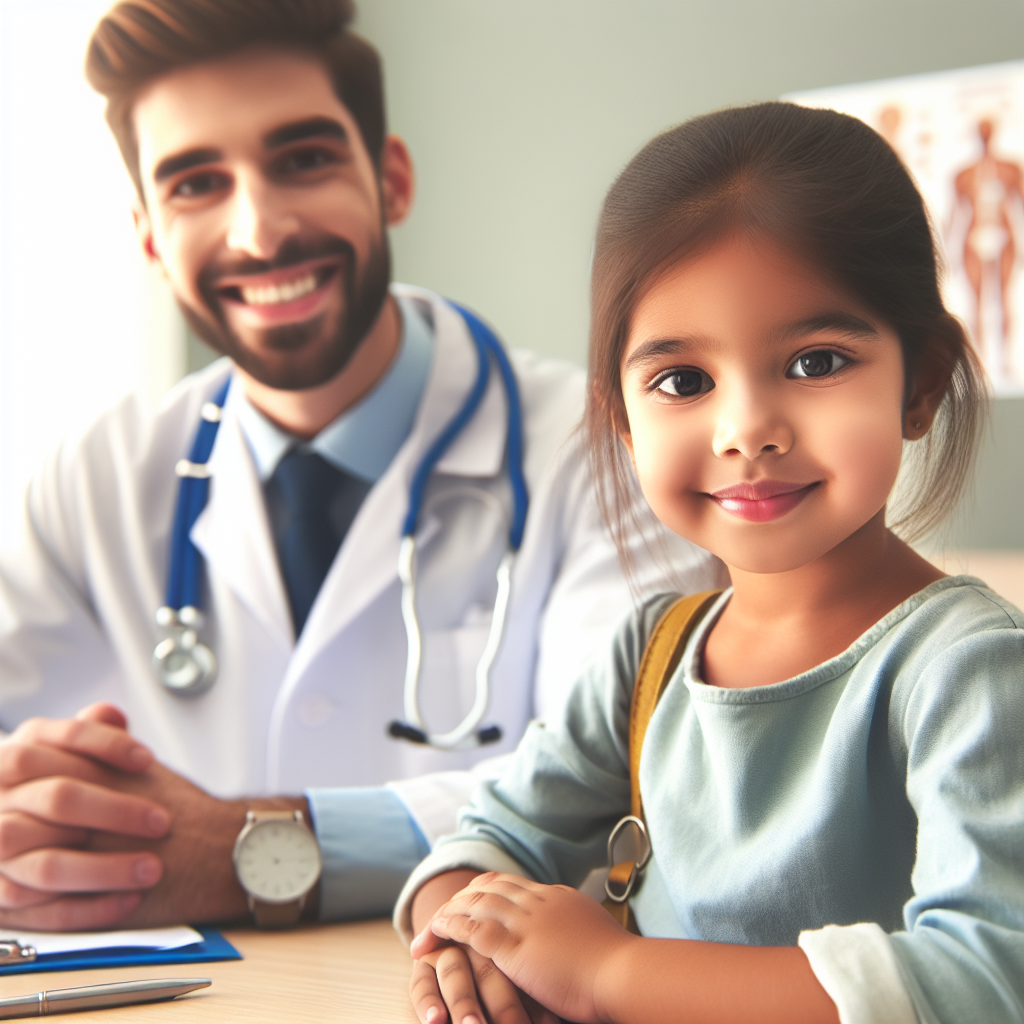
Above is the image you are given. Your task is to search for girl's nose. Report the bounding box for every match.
[711,389,794,461]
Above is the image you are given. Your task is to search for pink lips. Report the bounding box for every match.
[709,480,820,522]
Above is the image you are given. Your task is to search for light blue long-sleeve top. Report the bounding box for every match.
[396,577,1024,1024]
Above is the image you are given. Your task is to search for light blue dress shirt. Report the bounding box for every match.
[235,293,433,919]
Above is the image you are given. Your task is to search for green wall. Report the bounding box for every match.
[347,0,1023,549]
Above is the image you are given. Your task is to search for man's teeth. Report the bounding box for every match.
[240,273,317,306]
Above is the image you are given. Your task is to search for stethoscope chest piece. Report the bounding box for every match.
[154,605,217,695]
[154,380,229,697]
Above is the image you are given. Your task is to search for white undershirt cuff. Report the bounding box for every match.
[799,922,919,1024]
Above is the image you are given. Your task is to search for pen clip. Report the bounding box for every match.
[0,941,37,967]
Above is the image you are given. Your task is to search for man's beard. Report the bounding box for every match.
[180,231,391,391]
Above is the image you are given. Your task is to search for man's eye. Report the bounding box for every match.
[653,368,714,397]
[788,350,851,378]
[172,171,230,198]
[278,148,338,174]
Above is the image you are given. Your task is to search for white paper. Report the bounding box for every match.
[0,925,203,956]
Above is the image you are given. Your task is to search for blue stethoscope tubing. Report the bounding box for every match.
[152,376,231,695]
[154,302,528,750]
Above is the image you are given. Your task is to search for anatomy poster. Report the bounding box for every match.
[786,61,1024,397]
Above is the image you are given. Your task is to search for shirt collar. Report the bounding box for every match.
[234,292,434,483]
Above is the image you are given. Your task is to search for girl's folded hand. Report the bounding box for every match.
[412,871,634,1024]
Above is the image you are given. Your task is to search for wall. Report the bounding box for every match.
[0,0,186,549]
[1,1,1021,551]
[352,0,1024,549]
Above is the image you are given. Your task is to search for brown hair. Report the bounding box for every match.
[588,101,986,569]
[85,0,385,194]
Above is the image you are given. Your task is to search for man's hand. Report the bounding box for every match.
[412,872,632,1024]
[0,703,170,929]
[0,703,308,930]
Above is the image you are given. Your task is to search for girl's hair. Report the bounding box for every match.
[588,101,985,570]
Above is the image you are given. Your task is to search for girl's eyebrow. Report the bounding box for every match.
[624,336,713,370]
[773,311,879,343]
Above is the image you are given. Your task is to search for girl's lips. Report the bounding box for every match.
[709,481,821,522]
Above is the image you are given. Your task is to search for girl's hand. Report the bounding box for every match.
[412,872,634,1024]
[410,942,558,1024]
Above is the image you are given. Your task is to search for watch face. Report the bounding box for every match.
[234,819,322,903]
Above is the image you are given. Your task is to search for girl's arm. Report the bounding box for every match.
[414,872,839,1024]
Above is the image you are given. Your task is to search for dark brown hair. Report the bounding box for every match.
[588,101,985,568]
[85,0,385,194]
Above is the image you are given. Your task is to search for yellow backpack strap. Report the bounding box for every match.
[602,590,722,932]
[628,590,722,821]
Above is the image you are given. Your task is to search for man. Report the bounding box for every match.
[0,0,722,931]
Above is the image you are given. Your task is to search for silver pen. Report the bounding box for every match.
[0,978,211,1018]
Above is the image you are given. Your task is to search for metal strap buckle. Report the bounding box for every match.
[0,940,37,967]
[604,815,652,904]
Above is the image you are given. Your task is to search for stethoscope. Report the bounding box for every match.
[153,302,527,752]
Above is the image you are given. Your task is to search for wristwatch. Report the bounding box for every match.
[232,809,322,928]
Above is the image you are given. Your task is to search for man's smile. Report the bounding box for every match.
[214,257,343,326]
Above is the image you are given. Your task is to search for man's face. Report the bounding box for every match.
[133,48,406,391]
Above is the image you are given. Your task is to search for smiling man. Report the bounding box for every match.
[0,0,722,931]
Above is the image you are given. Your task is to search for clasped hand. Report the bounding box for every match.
[0,702,250,930]
[410,872,634,1024]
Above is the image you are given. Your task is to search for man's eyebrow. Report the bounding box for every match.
[775,311,879,342]
[623,336,712,371]
[153,147,223,183]
[264,117,348,150]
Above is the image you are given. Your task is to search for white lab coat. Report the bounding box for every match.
[0,285,725,842]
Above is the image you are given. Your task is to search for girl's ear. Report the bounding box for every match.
[619,427,636,463]
[903,342,955,440]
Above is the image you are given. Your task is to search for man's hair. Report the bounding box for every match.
[85,0,386,195]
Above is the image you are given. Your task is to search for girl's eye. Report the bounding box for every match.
[788,350,851,379]
[653,368,715,398]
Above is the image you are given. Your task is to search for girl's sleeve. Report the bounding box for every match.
[393,595,675,943]
[802,612,1024,1024]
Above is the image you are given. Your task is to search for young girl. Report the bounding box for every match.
[396,102,1024,1024]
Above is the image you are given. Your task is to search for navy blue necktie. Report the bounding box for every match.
[265,449,371,637]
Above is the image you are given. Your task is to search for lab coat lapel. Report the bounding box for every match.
[190,403,293,652]
[290,290,509,674]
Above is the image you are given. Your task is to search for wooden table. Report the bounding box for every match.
[0,920,418,1022]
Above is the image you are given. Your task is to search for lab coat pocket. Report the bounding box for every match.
[417,613,493,736]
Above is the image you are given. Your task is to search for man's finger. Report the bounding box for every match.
[0,873,64,909]
[0,742,113,789]
[8,718,152,774]
[75,703,129,729]
[0,811,87,861]
[0,778,170,837]
[0,891,142,932]
[0,848,163,894]
[410,958,450,1024]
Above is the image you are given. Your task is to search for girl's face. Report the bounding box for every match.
[620,232,909,575]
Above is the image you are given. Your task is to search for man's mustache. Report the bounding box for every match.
[199,235,355,289]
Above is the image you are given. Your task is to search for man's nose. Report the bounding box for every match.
[225,172,301,259]
[711,384,794,461]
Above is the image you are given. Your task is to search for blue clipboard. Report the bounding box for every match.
[0,929,241,976]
